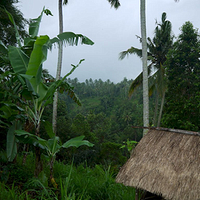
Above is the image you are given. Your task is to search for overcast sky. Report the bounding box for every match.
[18,0,200,83]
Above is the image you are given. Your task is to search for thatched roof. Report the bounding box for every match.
[116,128,200,200]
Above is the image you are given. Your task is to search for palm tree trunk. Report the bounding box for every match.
[140,0,149,136]
[157,91,165,127]
[153,90,159,126]
[52,0,64,134]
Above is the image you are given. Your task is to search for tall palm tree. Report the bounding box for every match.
[119,12,173,127]
[52,0,121,133]
[140,0,148,135]
[52,0,64,134]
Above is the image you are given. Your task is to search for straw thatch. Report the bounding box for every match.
[116,129,200,200]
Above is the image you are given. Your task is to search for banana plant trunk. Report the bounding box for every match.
[50,156,57,188]
[52,0,64,134]
[34,146,43,177]
[34,124,43,177]
[140,0,149,136]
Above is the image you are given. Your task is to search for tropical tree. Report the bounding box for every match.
[0,0,28,46]
[140,0,148,136]
[162,21,200,131]
[119,12,173,127]
[15,125,93,187]
[52,0,121,134]
[1,9,94,176]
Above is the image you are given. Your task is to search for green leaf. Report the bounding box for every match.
[49,32,94,49]
[7,121,22,161]
[5,10,21,47]
[119,47,142,60]
[0,40,8,54]
[0,102,23,120]
[26,35,49,77]
[19,74,33,80]
[62,136,94,149]
[128,72,143,98]
[43,121,55,138]
[107,0,121,9]
[8,46,29,74]
[7,123,17,161]
[36,65,43,86]
[46,137,61,156]
[44,9,53,16]
[15,130,47,149]
[42,59,84,106]
[29,9,44,37]
[26,35,49,100]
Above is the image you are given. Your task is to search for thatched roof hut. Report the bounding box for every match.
[116,128,200,200]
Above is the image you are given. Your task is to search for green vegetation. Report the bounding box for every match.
[0,5,136,200]
[162,21,200,131]
[1,1,200,200]
[0,0,28,46]
[0,153,135,200]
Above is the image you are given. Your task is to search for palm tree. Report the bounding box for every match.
[140,0,148,135]
[143,12,173,127]
[52,0,64,134]
[52,0,121,133]
[119,12,173,127]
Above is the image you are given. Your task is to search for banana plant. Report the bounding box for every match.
[15,122,94,187]
[2,8,94,163]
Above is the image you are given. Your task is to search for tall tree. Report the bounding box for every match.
[52,0,121,134]
[0,0,27,46]
[120,12,173,127]
[140,0,149,135]
[52,0,64,134]
[162,22,200,131]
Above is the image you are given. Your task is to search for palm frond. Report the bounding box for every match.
[119,47,142,60]
[148,73,157,96]
[136,35,142,43]
[155,65,167,96]
[63,0,68,5]
[128,63,154,98]
[128,72,143,98]
[48,32,94,50]
[107,0,120,9]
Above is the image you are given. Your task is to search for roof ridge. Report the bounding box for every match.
[132,126,200,136]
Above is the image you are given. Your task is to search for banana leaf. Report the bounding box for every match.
[7,121,22,161]
[8,46,29,74]
[62,136,94,149]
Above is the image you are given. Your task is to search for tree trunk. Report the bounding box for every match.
[153,91,159,127]
[22,144,29,165]
[157,91,165,127]
[34,123,43,177]
[34,146,43,177]
[50,156,58,188]
[140,0,149,136]
[52,0,64,134]
[135,189,139,200]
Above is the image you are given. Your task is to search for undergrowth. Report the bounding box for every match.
[0,152,135,200]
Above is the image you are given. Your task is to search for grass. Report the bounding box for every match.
[54,162,136,200]
[0,152,136,200]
